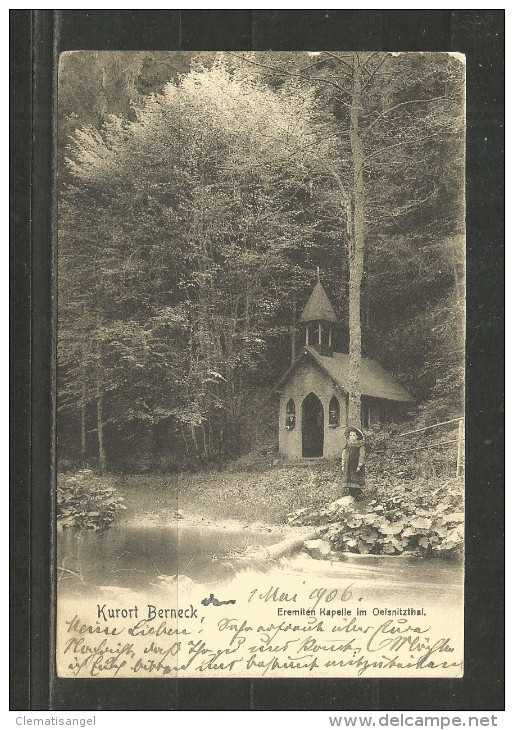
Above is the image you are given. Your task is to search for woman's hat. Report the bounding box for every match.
[345,426,364,440]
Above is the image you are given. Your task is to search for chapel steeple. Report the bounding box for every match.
[298,276,338,357]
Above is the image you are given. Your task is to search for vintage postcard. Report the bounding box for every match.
[56,51,465,679]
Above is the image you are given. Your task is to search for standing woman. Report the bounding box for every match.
[341,426,366,499]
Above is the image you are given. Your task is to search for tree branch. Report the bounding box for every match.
[225,51,351,96]
[320,51,354,75]
[362,131,455,168]
[297,56,333,73]
[219,131,340,174]
[369,187,437,222]
[361,52,381,70]
[364,96,449,136]
[360,56,388,92]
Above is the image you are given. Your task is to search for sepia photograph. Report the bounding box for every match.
[55,50,466,679]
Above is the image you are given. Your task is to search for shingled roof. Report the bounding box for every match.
[298,282,338,323]
[274,347,414,402]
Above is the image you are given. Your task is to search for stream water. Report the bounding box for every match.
[57,523,463,604]
[57,523,283,592]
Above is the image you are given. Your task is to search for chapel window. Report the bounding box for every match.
[285,398,296,429]
[328,396,340,427]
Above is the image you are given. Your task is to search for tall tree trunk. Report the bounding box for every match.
[180,423,191,458]
[201,424,209,458]
[80,347,87,459]
[95,339,107,473]
[291,294,297,364]
[207,420,213,456]
[81,381,87,459]
[347,54,365,427]
[189,423,200,459]
[96,379,107,474]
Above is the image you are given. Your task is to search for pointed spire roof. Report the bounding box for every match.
[299,281,338,324]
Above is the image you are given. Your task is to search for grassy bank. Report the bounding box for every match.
[59,458,463,525]
[114,461,344,525]
[58,455,464,560]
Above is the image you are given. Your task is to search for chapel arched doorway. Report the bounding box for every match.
[302,393,324,457]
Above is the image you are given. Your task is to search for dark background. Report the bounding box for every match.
[10,9,504,711]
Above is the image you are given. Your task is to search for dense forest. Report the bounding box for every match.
[57,51,465,472]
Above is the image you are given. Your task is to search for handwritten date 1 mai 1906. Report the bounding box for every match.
[248,584,354,610]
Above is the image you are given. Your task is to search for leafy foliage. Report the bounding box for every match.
[58,52,465,470]
[285,422,464,559]
[57,469,126,530]
[59,60,328,466]
[288,475,463,558]
[365,423,464,480]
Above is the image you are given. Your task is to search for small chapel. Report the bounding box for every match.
[273,280,414,459]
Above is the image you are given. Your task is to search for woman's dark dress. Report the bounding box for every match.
[341,427,366,492]
[341,442,366,486]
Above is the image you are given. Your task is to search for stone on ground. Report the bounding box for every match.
[303,538,332,559]
[331,495,355,509]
